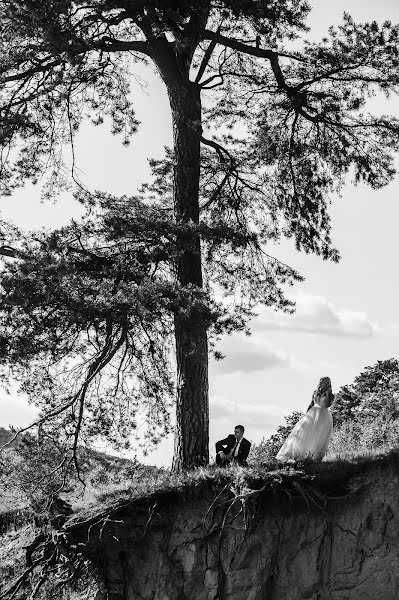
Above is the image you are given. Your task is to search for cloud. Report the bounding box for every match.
[211,344,291,376]
[256,293,380,338]
[209,395,287,443]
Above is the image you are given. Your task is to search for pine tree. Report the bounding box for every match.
[0,2,399,471]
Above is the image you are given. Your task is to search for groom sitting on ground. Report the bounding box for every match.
[215,425,251,467]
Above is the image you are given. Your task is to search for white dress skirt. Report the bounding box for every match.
[276,399,333,462]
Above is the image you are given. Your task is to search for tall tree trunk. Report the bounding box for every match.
[167,81,209,471]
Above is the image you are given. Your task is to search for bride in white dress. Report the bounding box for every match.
[276,377,334,462]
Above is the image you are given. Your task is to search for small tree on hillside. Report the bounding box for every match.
[0,2,399,471]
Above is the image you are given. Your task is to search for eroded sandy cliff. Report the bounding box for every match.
[64,456,399,600]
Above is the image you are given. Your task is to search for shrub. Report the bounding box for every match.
[250,411,304,464]
[328,414,399,459]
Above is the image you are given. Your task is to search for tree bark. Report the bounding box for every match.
[167,81,209,471]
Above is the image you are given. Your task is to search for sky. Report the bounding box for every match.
[0,0,398,466]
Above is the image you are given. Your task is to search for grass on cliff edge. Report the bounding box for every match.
[71,446,399,523]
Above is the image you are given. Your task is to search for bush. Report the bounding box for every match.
[250,411,304,464]
[327,414,399,459]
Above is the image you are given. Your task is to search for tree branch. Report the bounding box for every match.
[201,30,302,97]
[0,245,20,258]
[0,59,62,84]
[0,396,77,452]
[203,30,305,64]
[0,37,151,86]
[195,37,219,83]
[93,36,151,55]
[200,136,232,162]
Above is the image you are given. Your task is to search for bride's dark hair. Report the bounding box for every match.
[312,376,335,407]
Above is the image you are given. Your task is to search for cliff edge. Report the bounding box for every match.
[62,453,399,600]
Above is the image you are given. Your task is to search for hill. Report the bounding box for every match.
[0,426,156,518]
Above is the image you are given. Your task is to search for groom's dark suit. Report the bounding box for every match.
[215,434,251,466]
